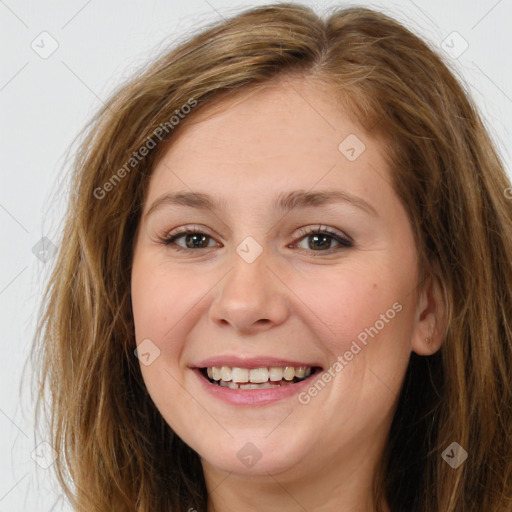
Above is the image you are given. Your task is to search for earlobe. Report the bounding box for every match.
[414,334,441,356]
[411,270,448,356]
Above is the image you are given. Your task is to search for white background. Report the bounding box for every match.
[1,0,511,510]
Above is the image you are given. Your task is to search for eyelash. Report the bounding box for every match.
[160,224,353,254]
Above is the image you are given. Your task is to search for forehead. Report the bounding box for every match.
[164,79,359,159]
[145,78,393,214]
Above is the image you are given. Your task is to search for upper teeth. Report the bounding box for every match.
[206,366,312,383]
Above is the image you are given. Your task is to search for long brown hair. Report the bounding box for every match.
[29,3,512,511]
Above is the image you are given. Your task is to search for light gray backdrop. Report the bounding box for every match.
[1,0,510,510]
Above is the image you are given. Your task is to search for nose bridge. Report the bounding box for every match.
[209,241,289,332]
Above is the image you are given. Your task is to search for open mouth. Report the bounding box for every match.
[199,365,321,390]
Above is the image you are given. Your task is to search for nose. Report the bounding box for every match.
[208,249,290,334]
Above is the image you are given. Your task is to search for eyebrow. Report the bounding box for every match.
[144,189,378,218]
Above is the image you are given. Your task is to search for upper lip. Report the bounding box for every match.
[191,356,322,369]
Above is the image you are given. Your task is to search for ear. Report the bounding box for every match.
[411,269,449,356]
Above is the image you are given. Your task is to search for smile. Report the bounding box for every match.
[201,365,317,389]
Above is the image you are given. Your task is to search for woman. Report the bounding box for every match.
[31,3,512,511]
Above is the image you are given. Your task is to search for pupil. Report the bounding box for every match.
[186,233,207,248]
[310,234,330,250]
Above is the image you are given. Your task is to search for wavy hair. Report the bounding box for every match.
[30,3,512,511]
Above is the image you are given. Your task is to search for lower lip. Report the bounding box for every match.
[192,368,319,406]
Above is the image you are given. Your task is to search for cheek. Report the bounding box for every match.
[131,255,196,343]
[292,265,407,355]
[131,265,165,342]
[130,256,197,431]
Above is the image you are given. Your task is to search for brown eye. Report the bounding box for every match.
[293,225,353,253]
[162,227,220,252]
[167,232,211,249]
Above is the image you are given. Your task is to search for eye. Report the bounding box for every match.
[161,226,220,251]
[291,225,353,253]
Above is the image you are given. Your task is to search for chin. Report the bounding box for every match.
[195,433,312,476]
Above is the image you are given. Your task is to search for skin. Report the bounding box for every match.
[131,76,447,512]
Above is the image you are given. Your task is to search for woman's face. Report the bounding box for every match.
[131,78,432,482]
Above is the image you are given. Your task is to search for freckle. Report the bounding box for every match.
[373,283,377,289]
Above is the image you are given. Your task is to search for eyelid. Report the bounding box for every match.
[161,225,221,248]
[163,224,214,239]
[293,224,352,244]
